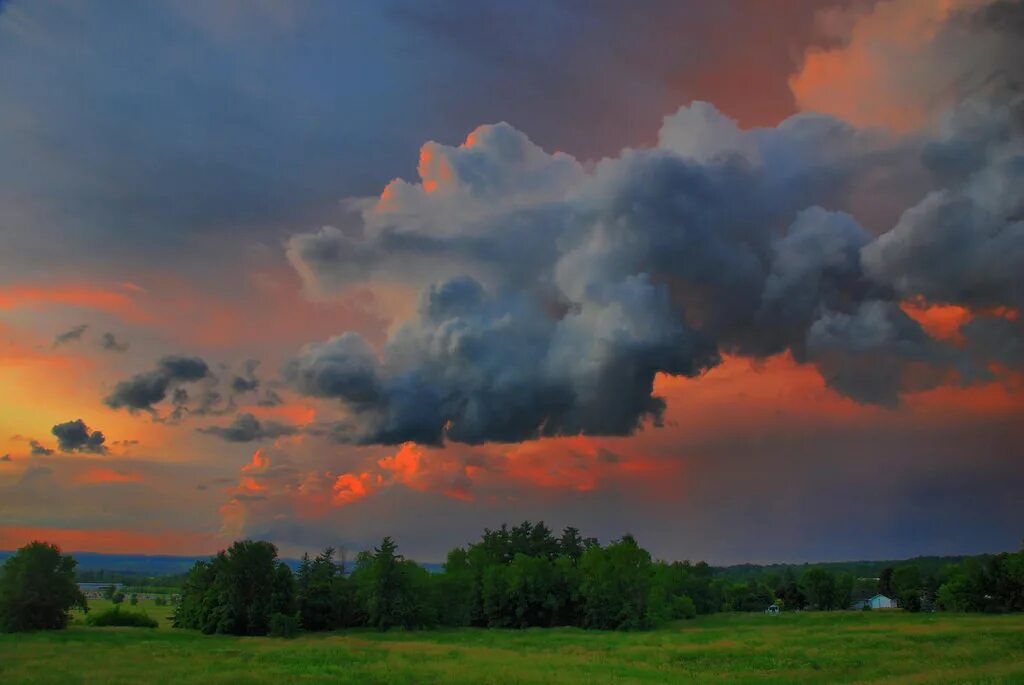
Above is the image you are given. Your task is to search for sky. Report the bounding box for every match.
[1,0,1022,565]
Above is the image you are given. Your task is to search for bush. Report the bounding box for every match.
[86,607,158,628]
[268,612,299,638]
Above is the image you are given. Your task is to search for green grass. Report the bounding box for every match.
[2,610,1023,684]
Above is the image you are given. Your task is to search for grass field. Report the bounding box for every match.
[1,604,1023,684]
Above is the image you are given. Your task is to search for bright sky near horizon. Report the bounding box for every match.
[1,0,1022,564]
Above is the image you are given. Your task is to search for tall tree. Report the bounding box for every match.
[0,541,87,632]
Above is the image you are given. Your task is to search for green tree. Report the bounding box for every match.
[0,541,87,632]
[892,565,922,612]
[297,548,340,631]
[802,568,839,610]
[579,535,651,629]
[172,540,292,635]
[353,537,433,630]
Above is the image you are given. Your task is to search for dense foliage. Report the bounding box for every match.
[0,541,87,632]
[162,528,1024,636]
[172,540,295,635]
[935,545,1024,613]
[86,606,158,628]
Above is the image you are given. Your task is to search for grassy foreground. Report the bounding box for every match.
[1,606,1023,684]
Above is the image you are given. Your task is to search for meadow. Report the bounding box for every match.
[1,603,1023,684]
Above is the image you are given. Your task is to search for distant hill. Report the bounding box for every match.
[713,554,992,581]
[0,548,993,581]
[0,550,444,577]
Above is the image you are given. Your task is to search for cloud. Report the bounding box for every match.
[104,355,210,413]
[52,324,88,347]
[230,359,261,393]
[198,412,300,443]
[280,2,1023,446]
[29,440,53,456]
[100,332,129,352]
[51,419,107,453]
[789,0,1024,131]
[0,454,10,462]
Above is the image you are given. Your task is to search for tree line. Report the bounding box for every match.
[2,529,1022,634]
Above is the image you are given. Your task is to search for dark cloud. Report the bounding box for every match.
[100,332,129,352]
[230,359,261,393]
[198,413,299,443]
[52,324,88,347]
[29,440,53,456]
[50,419,107,454]
[281,5,1024,445]
[0,454,10,462]
[104,355,210,413]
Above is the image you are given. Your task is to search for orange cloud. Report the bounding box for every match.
[417,143,456,194]
[332,471,377,506]
[789,0,980,131]
[0,284,152,323]
[0,526,218,556]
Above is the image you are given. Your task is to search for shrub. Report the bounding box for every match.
[268,612,299,638]
[86,607,158,628]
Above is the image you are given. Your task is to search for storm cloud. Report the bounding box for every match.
[283,3,1024,446]
[105,356,210,413]
[51,419,106,454]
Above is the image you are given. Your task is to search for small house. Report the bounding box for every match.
[850,593,897,610]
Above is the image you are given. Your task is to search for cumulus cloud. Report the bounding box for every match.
[105,355,210,413]
[52,324,88,347]
[100,332,129,352]
[50,419,107,454]
[198,413,300,443]
[275,1,1024,446]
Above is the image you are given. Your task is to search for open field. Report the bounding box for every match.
[2,610,1023,684]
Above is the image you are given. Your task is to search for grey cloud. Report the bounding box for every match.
[52,324,88,347]
[51,419,107,453]
[29,440,53,456]
[862,189,1024,312]
[805,301,960,407]
[100,332,129,352]
[284,92,1022,442]
[230,359,261,393]
[104,355,210,413]
[198,413,299,443]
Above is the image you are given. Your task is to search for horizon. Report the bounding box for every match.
[0,536,1017,570]
[1,0,1022,565]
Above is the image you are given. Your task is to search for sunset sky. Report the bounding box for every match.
[1,0,1022,564]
